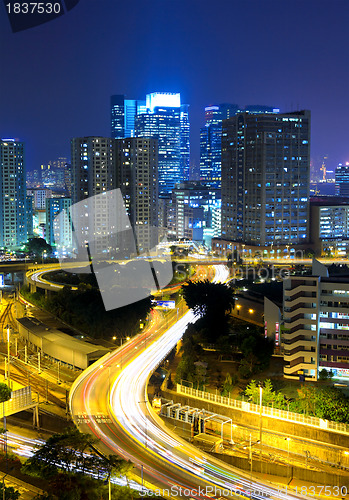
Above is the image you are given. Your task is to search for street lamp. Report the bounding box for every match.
[247,434,260,500]
[286,437,291,477]
[6,326,10,388]
[259,384,263,455]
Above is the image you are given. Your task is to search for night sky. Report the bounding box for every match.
[0,0,348,173]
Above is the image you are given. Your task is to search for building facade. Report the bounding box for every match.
[71,137,118,256]
[116,137,159,252]
[310,196,349,256]
[221,110,310,246]
[136,92,190,194]
[111,92,190,194]
[26,188,52,210]
[168,182,221,245]
[110,95,147,139]
[46,197,72,254]
[200,104,279,189]
[335,163,349,197]
[200,104,239,188]
[283,268,349,381]
[0,139,27,248]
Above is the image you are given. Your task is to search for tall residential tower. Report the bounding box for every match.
[221,110,310,246]
[116,137,159,251]
[0,139,27,248]
[71,137,118,256]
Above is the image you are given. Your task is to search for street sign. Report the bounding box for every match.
[156,300,175,309]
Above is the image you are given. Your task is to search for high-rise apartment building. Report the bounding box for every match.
[111,92,190,194]
[200,104,279,188]
[26,188,52,210]
[64,163,72,197]
[221,110,310,246]
[26,196,34,239]
[116,137,158,251]
[46,197,72,253]
[283,263,349,381]
[71,137,117,204]
[71,137,118,256]
[0,139,27,248]
[335,163,349,197]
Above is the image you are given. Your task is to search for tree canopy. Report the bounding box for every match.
[25,238,52,257]
[0,383,11,403]
[22,428,136,500]
[182,279,235,319]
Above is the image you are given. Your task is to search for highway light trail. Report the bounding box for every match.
[70,265,309,499]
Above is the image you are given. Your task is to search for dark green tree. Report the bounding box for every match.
[0,383,11,403]
[25,238,52,257]
[221,373,237,397]
[102,454,133,482]
[182,280,235,342]
[0,484,20,500]
[182,280,235,318]
[22,428,98,479]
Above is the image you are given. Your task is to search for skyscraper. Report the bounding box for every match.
[221,110,310,246]
[200,104,239,188]
[116,137,159,251]
[110,95,146,139]
[71,137,118,256]
[46,197,72,253]
[111,92,190,194]
[200,104,280,188]
[136,92,189,193]
[0,139,27,248]
[71,137,117,204]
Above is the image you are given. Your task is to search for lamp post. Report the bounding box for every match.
[248,434,260,500]
[6,326,10,389]
[286,437,291,477]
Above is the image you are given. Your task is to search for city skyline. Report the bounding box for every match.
[0,0,348,172]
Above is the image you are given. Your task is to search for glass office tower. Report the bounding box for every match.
[200,104,279,188]
[200,104,239,188]
[110,95,146,139]
[136,92,190,194]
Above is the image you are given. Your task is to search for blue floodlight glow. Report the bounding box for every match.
[146,92,181,112]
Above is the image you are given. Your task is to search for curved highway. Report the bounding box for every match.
[70,265,307,500]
